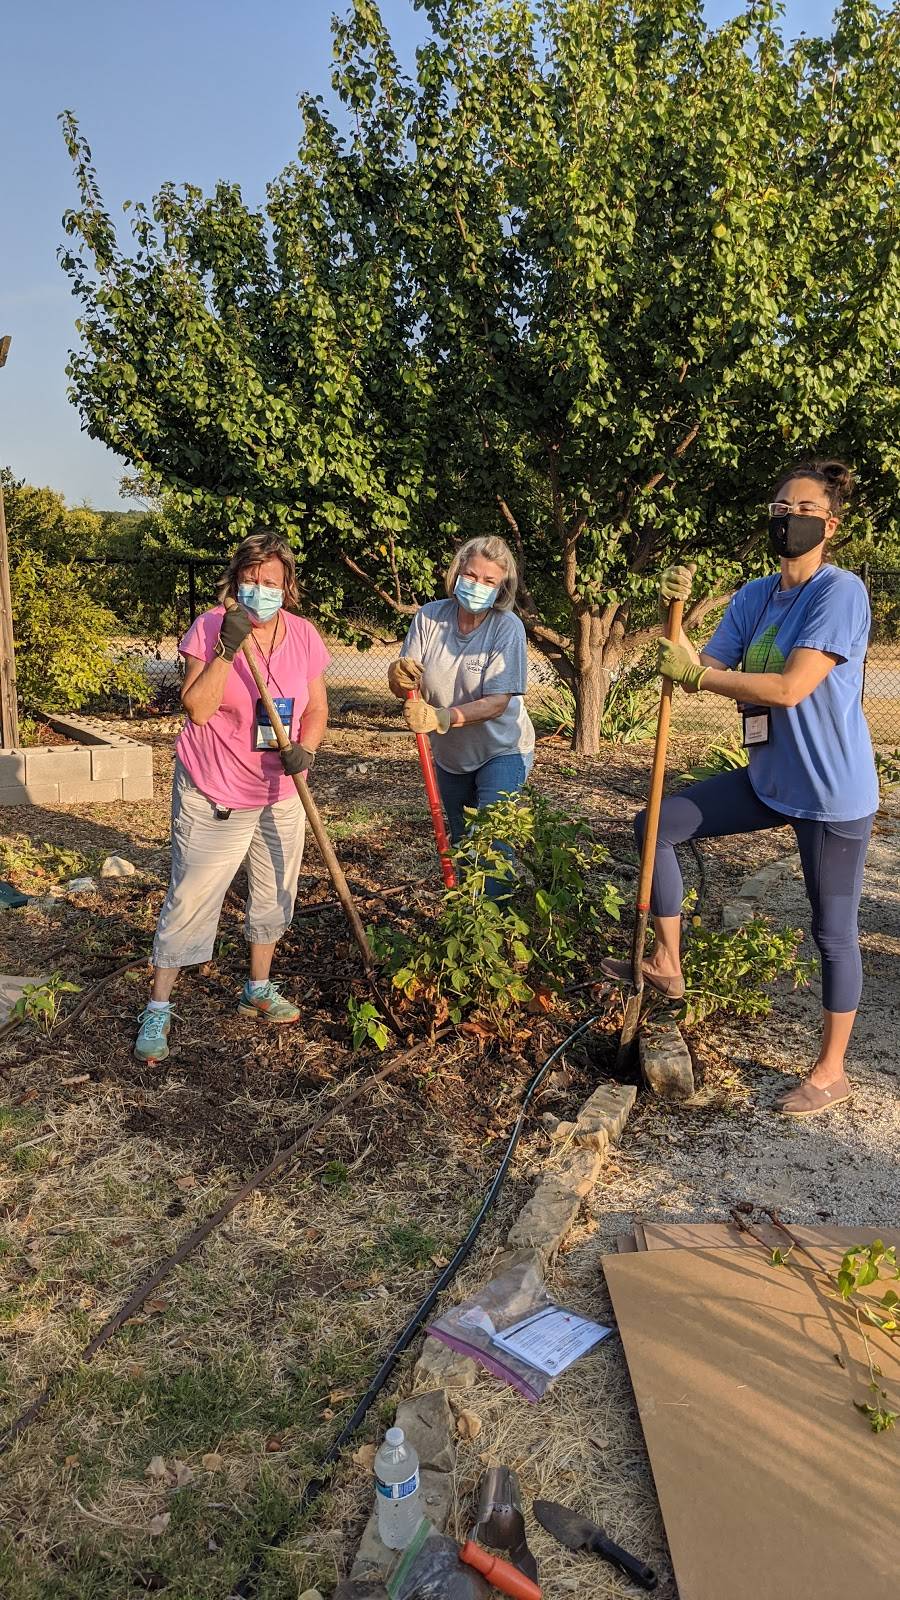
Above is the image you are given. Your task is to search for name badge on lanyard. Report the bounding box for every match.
[254,696,294,750]
[742,708,770,747]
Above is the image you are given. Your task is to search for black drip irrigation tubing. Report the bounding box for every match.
[230,1008,604,1598]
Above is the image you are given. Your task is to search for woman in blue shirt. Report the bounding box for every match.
[606,460,877,1117]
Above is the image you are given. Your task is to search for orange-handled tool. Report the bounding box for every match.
[459,1539,542,1599]
[406,687,456,888]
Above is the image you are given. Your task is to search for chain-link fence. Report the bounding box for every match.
[77,558,898,749]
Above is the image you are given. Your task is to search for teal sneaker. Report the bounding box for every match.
[135,1004,173,1063]
[237,981,300,1025]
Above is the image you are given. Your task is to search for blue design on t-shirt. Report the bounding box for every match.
[706,566,878,822]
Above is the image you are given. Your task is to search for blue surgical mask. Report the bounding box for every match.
[454,575,499,614]
[237,582,283,622]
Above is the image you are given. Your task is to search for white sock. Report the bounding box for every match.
[247,979,268,996]
[147,998,170,1011]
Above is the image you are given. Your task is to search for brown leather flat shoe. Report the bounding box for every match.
[778,1073,851,1118]
[598,956,686,1001]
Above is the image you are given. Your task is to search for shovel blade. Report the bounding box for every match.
[532,1499,600,1553]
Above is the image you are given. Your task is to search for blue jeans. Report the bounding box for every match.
[434,752,533,898]
[635,767,874,1013]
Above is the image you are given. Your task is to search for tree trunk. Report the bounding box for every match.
[572,651,613,755]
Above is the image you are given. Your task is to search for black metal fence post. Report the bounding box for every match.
[188,560,197,624]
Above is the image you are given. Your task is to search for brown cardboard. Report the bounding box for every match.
[603,1237,899,1600]
[615,1234,639,1253]
[640,1220,871,1254]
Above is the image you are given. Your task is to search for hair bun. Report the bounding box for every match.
[819,460,854,497]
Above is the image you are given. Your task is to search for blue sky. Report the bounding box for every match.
[1,0,837,510]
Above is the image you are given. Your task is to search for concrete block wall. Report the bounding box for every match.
[0,716,154,805]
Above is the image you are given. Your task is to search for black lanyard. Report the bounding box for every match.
[742,574,815,674]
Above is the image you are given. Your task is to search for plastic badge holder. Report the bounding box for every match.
[427,1256,610,1402]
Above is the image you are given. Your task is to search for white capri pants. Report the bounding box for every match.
[152,760,306,969]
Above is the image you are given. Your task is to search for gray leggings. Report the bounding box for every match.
[152,761,306,969]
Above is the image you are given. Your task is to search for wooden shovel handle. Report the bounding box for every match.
[222,598,377,978]
[635,594,686,915]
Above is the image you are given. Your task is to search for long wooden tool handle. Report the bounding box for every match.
[407,689,457,888]
[630,593,687,989]
[223,601,377,976]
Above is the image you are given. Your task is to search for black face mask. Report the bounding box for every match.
[768,513,827,559]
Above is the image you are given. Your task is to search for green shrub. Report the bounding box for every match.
[875,747,900,802]
[680,917,817,1022]
[374,791,623,1027]
[680,738,749,784]
[10,551,152,713]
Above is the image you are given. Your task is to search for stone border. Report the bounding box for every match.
[348,1068,639,1584]
[722,849,802,930]
[0,715,153,805]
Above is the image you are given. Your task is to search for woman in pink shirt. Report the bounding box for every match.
[135,532,330,1064]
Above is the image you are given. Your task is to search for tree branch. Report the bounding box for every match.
[639,421,701,496]
[339,551,417,615]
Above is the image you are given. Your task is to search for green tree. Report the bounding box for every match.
[3,472,152,713]
[60,0,900,750]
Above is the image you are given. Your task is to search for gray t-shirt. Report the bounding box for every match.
[401,599,536,774]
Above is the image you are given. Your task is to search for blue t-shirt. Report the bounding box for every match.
[706,566,877,822]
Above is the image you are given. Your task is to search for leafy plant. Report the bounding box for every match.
[347,998,389,1052]
[10,973,81,1034]
[534,664,657,745]
[680,739,749,784]
[875,748,900,802]
[9,549,152,714]
[772,1234,900,1433]
[0,834,99,891]
[380,792,623,1026]
[680,918,817,1022]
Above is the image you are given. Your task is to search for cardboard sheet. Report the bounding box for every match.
[604,1234,899,1600]
[640,1220,870,1254]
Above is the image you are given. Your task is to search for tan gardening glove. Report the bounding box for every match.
[387,657,424,698]
[659,565,694,625]
[403,699,453,735]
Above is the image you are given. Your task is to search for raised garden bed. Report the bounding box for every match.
[0,714,153,806]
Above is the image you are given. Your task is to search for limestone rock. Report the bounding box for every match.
[351,1468,452,1580]
[574,1082,637,1150]
[393,1388,454,1473]
[65,877,97,895]
[100,854,137,878]
[413,1337,477,1392]
[552,1146,603,1198]
[639,1020,695,1099]
[506,1179,581,1261]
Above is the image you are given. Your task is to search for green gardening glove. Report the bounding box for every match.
[657,639,708,691]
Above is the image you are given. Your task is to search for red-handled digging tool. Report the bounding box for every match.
[406,687,456,887]
[616,580,690,1068]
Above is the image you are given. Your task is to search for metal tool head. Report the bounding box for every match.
[533,1498,603,1552]
[471,1467,538,1584]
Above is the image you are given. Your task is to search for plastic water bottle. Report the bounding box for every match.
[375,1426,421,1549]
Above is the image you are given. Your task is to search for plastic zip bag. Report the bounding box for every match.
[386,1519,489,1600]
[427,1255,582,1401]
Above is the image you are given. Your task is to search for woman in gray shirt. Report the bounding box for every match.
[388,536,535,853]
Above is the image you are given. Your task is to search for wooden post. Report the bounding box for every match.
[0,480,19,749]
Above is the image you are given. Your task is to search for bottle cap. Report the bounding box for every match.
[385,1427,404,1447]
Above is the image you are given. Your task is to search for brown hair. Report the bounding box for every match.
[772,459,855,522]
[215,531,301,612]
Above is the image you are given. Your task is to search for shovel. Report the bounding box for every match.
[223,598,392,1013]
[470,1467,538,1585]
[533,1499,657,1590]
[615,582,689,1068]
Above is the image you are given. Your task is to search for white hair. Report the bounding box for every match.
[445,536,518,612]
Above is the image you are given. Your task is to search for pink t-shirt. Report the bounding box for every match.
[175,607,331,809]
